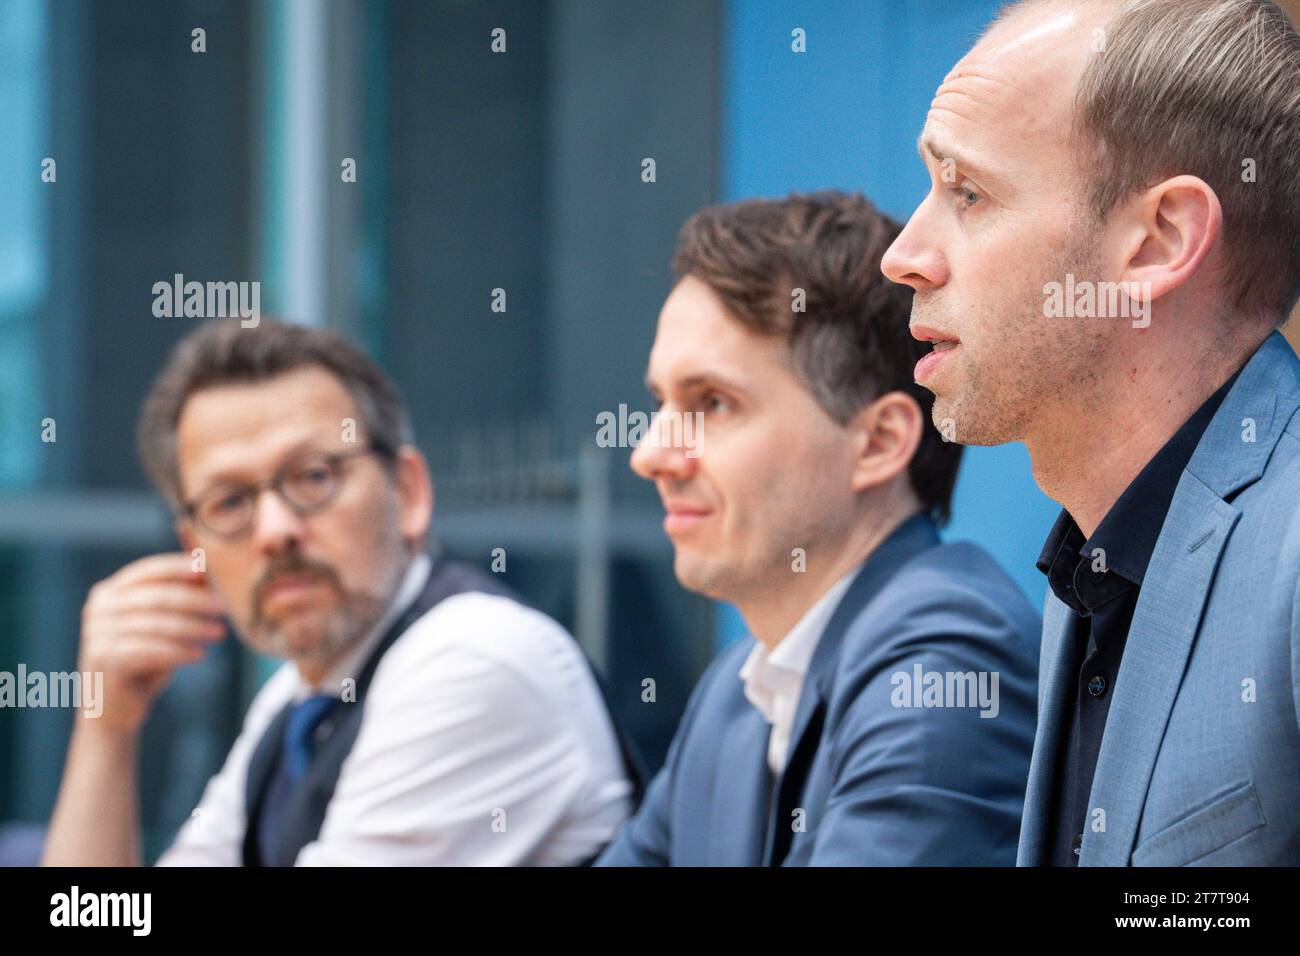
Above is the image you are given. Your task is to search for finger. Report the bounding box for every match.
[101,635,208,675]
[106,583,226,619]
[107,611,228,644]
[110,553,209,589]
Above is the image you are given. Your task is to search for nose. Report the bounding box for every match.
[249,486,308,555]
[630,408,699,482]
[881,198,950,292]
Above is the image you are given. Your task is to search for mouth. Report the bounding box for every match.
[261,573,328,611]
[911,325,961,383]
[661,500,712,536]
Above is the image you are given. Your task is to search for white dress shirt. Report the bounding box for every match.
[739,568,859,776]
[157,553,634,866]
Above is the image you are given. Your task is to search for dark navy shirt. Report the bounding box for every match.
[1036,368,1241,866]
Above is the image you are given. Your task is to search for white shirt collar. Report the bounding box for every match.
[295,552,432,702]
[738,565,859,775]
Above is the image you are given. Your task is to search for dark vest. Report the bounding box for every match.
[241,554,646,866]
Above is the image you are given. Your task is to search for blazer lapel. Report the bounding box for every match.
[763,512,940,865]
[1016,593,1078,865]
[763,681,827,865]
[1080,479,1238,865]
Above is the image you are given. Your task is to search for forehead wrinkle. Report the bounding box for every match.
[931,73,1007,120]
[930,48,1084,157]
[929,61,1020,127]
[926,99,994,136]
[922,92,1011,183]
[937,64,1008,98]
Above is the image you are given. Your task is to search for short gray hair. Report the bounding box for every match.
[137,318,414,509]
[995,0,1300,320]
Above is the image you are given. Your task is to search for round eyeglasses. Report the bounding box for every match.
[181,447,382,540]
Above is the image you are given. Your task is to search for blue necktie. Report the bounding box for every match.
[257,694,336,864]
[283,694,337,781]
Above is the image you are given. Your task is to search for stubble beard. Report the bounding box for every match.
[922,229,1112,447]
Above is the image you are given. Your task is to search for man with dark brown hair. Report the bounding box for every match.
[597,191,1041,866]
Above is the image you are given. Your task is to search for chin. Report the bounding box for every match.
[940,395,974,431]
[930,392,955,419]
[672,552,732,601]
[251,630,313,661]
[249,612,325,659]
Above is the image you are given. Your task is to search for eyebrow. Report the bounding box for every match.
[644,371,749,398]
[916,134,1005,192]
[192,439,337,490]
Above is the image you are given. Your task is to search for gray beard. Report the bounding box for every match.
[247,588,389,671]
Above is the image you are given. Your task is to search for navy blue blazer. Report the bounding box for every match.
[597,513,1041,865]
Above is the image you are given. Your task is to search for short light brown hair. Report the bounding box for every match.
[996,0,1300,320]
[137,318,412,509]
[671,190,964,525]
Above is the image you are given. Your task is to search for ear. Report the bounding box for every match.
[392,445,434,548]
[847,391,923,494]
[1116,175,1222,307]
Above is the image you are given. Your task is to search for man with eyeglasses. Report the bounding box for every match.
[42,318,639,866]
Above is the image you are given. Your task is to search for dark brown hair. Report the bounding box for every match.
[672,190,963,524]
[137,318,412,509]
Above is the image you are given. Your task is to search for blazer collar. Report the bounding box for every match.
[1186,329,1300,500]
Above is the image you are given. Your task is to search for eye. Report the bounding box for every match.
[293,463,333,487]
[948,183,982,211]
[701,392,731,414]
[209,491,247,515]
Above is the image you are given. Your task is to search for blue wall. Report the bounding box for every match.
[716,0,1057,647]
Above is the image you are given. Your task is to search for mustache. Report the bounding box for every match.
[251,554,344,619]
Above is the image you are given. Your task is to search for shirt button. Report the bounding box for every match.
[1087,675,1107,697]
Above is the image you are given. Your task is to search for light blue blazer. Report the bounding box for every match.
[1019,330,1300,866]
